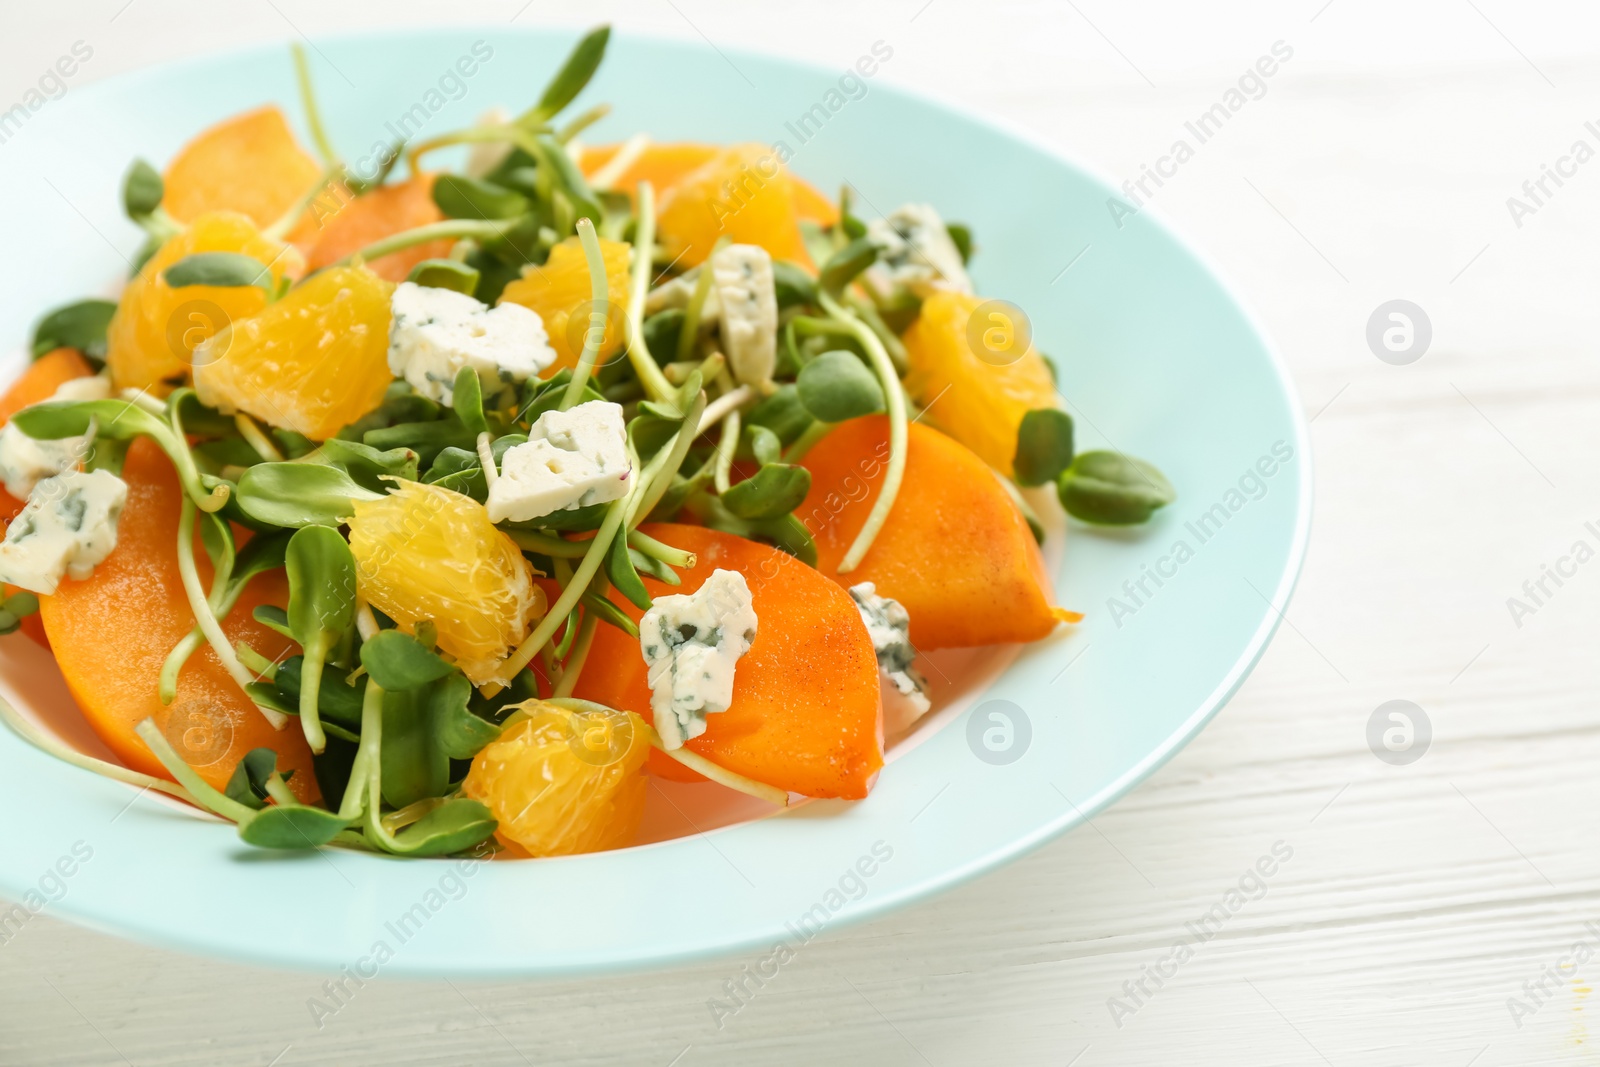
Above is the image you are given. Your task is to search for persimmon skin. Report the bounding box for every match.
[566,523,883,800]
[799,416,1071,650]
[303,174,454,282]
[38,439,320,801]
[162,105,323,229]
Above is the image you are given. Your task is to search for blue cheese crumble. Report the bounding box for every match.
[387,281,555,406]
[0,374,111,499]
[0,469,127,595]
[710,244,778,391]
[849,582,931,724]
[865,203,973,298]
[639,568,758,749]
[486,400,631,522]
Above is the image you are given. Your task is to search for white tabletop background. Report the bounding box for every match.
[2,1,1596,1064]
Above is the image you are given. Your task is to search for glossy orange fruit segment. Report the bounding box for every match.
[462,701,649,857]
[902,291,1059,478]
[38,438,320,800]
[191,265,392,440]
[799,416,1075,650]
[347,480,540,686]
[581,141,838,227]
[303,173,454,282]
[498,236,630,375]
[162,106,323,230]
[655,143,812,268]
[106,212,304,393]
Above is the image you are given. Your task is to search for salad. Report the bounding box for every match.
[0,27,1173,860]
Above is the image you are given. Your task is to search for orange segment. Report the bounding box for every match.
[38,438,320,801]
[498,236,630,375]
[655,143,811,268]
[303,174,454,282]
[162,106,323,229]
[799,416,1073,650]
[347,480,540,686]
[106,212,304,393]
[903,291,1058,477]
[192,265,392,440]
[582,141,837,228]
[463,701,649,857]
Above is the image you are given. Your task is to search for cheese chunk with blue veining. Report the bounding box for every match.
[0,374,113,499]
[638,568,758,748]
[710,244,778,391]
[0,469,127,594]
[486,400,631,523]
[388,281,555,406]
[865,203,972,297]
[849,581,931,730]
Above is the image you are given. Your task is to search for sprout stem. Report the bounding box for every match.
[291,43,339,168]
[335,219,522,269]
[505,529,589,558]
[175,498,285,729]
[235,413,284,462]
[622,183,676,403]
[588,133,650,189]
[552,611,599,698]
[133,719,257,823]
[0,698,195,806]
[644,723,788,806]
[626,529,695,568]
[819,291,906,573]
[562,217,609,410]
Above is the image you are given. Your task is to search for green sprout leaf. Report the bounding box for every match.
[1013,408,1075,487]
[237,463,384,528]
[605,534,652,611]
[432,174,531,221]
[122,158,164,219]
[406,257,481,297]
[526,25,611,126]
[451,367,488,435]
[641,309,684,360]
[772,260,819,309]
[796,349,885,423]
[721,463,811,520]
[946,222,974,265]
[30,299,117,361]
[286,525,358,753]
[224,748,286,811]
[819,237,878,296]
[163,252,277,295]
[389,797,497,857]
[743,424,782,467]
[746,383,814,445]
[0,589,40,636]
[359,629,455,692]
[238,803,349,849]
[272,654,364,728]
[1056,451,1175,526]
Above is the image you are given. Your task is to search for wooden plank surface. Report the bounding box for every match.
[3,1,1597,1063]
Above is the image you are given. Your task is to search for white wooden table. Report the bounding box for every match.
[3,2,1596,1063]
